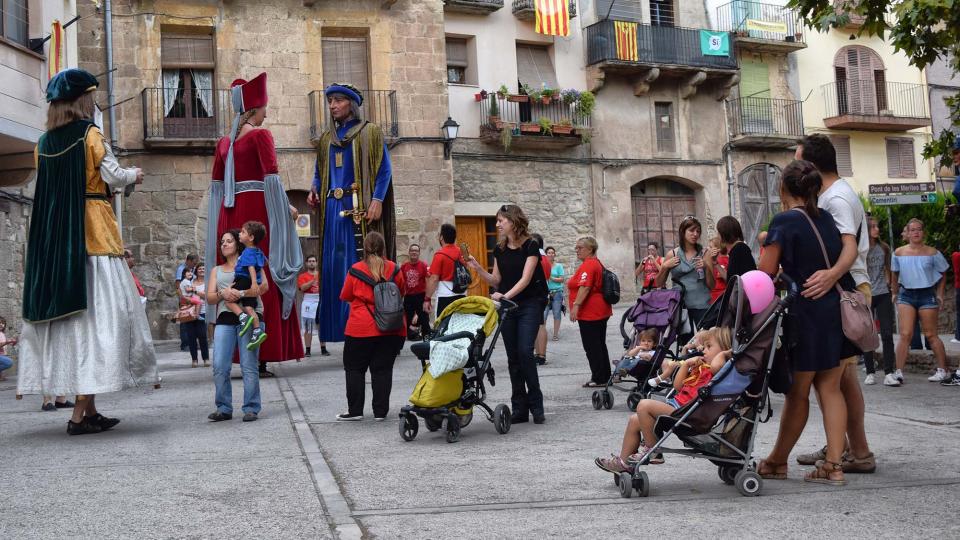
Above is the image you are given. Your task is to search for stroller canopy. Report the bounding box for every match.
[437,296,499,338]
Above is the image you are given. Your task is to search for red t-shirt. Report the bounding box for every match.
[710,254,728,303]
[401,260,429,295]
[674,365,714,407]
[952,252,959,289]
[297,271,319,294]
[568,257,613,321]
[340,260,407,338]
[429,244,463,282]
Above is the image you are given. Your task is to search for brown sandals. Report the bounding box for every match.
[804,460,847,486]
[758,459,788,479]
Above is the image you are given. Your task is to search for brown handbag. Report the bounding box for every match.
[174,303,199,323]
[793,208,880,352]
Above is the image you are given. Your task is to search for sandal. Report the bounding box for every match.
[594,454,631,474]
[582,381,602,388]
[552,335,559,342]
[803,460,846,486]
[758,458,788,479]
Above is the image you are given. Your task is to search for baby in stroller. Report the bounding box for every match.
[594,326,732,473]
[612,328,659,377]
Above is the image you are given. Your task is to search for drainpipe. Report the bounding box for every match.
[104,0,122,238]
[722,100,736,216]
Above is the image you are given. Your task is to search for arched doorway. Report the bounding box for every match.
[630,177,696,264]
[738,163,781,255]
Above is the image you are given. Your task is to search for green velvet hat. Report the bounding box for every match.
[45,68,99,102]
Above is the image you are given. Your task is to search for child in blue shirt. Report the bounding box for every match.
[230,221,268,349]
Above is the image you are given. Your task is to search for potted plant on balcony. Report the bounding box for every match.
[552,118,574,135]
[527,89,542,103]
[574,90,595,119]
[488,93,501,128]
[519,121,541,134]
[497,84,509,99]
[537,117,553,136]
[560,88,580,105]
[540,87,556,105]
[474,89,488,102]
[508,83,532,103]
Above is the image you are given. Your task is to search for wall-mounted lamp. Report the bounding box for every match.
[442,116,459,160]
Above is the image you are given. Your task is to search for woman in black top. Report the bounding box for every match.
[467,204,548,424]
[716,215,757,280]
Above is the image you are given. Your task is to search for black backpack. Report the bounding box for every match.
[440,252,472,294]
[600,263,620,305]
[348,264,404,332]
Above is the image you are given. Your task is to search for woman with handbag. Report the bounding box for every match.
[756,160,856,486]
[654,216,715,344]
[179,268,209,367]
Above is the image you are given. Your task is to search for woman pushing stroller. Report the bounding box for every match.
[595,326,732,473]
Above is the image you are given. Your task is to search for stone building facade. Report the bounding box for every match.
[74,0,452,339]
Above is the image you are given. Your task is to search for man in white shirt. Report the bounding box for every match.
[794,134,877,473]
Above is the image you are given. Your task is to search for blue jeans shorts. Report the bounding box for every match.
[544,290,564,321]
[897,286,939,310]
[666,398,680,408]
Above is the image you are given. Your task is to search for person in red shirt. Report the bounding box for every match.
[594,326,732,473]
[337,232,406,421]
[531,234,552,365]
[298,256,328,357]
[952,245,960,346]
[708,236,728,303]
[424,223,465,317]
[401,244,430,339]
[568,236,614,387]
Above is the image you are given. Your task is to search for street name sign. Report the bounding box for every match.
[869,193,939,206]
[867,182,936,195]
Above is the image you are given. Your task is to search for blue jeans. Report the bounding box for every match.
[212,323,262,415]
[499,300,544,418]
[0,355,12,372]
[544,289,564,321]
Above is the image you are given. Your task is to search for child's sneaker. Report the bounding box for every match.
[238,313,254,336]
[940,372,960,386]
[246,327,267,350]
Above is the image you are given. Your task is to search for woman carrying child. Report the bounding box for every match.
[595,327,732,473]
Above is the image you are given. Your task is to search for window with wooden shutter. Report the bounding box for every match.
[655,102,675,153]
[161,33,215,69]
[322,37,370,90]
[829,135,853,177]
[446,37,468,84]
[834,46,885,116]
[516,44,558,90]
[885,137,916,178]
[160,29,216,137]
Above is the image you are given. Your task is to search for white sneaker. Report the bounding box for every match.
[950,338,960,344]
[928,369,949,382]
[883,373,901,387]
[647,376,662,387]
[895,369,905,382]
[863,373,876,385]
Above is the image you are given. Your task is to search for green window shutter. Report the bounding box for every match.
[739,58,770,99]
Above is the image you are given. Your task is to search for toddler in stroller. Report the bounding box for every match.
[594,326,732,473]
[612,328,659,378]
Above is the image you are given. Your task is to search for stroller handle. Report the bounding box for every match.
[495,297,519,313]
[430,330,475,343]
[777,273,800,305]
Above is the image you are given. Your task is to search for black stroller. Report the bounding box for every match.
[400,297,516,443]
[612,275,799,498]
[591,288,685,412]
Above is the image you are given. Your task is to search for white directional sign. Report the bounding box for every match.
[869,193,939,206]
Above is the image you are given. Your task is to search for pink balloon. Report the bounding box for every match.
[740,270,775,314]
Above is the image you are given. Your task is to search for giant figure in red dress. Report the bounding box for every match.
[206,73,304,364]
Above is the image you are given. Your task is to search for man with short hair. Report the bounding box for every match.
[175,254,198,351]
[401,244,430,339]
[794,133,876,473]
[425,224,465,317]
[298,255,328,357]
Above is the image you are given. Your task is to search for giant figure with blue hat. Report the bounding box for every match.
[307,83,396,344]
[16,68,159,435]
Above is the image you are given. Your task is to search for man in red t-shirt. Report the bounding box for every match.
[297,255,328,357]
[425,223,465,317]
[952,246,959,345]
[401,244,430,339]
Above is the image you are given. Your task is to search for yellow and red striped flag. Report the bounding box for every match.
[614,21,638,62]
[47,19,64,80]
[534,0,570,38]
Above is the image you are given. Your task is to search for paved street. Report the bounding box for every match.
[3,307,959,539]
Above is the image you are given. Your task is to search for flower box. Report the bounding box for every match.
[507,94,529,103]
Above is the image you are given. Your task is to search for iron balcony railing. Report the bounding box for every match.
[479,93,592,130]
[715,1,803,43]
[308,89,399,140]
[512,0,576,18]
[444,0,504,13]
[142,87,232,141]
[727,97,804,138]
[821,79,929,118]
[585,20,738,70]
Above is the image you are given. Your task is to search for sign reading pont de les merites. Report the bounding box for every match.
[867,182,936,195]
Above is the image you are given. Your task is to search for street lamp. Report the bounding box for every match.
[442,116,459,160]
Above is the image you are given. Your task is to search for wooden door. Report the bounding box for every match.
[455,216,491,298]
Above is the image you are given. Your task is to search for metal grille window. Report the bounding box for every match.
[885,137,916,178]
[516,44,558,89]
[655,102,675,153]
[650,0,675,27]
[322,37,370,90]
[829,135,854,177]
[1,0,28,47]
[446,37,468,84]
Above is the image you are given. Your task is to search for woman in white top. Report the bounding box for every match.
[180,268,209,367]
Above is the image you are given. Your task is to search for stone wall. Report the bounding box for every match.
[0,186,32,366]
[73,0,453,339]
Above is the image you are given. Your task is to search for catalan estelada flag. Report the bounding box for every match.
[48,19,64,80]
[614,21,638,62]
[534,0,570,37]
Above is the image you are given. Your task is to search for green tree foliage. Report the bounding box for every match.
[788,0,960,166]
[862,194,960,253]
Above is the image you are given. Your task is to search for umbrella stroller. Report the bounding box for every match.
[400,296,517,443]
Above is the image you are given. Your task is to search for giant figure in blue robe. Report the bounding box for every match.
[309,84,395,343]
